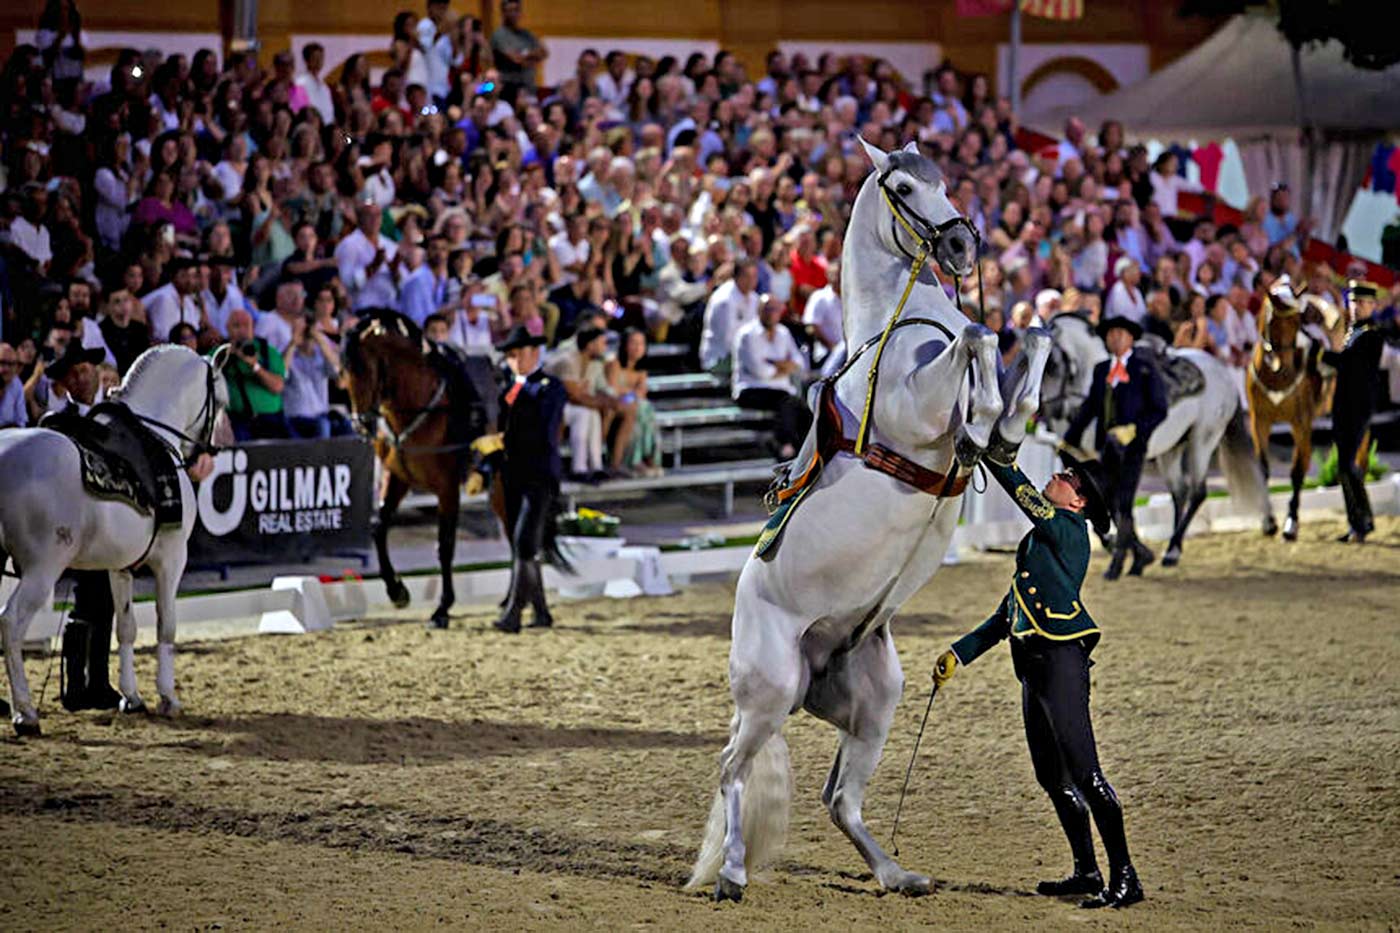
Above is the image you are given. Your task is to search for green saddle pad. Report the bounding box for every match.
[754,458,824,559]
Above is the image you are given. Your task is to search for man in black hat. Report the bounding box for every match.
[1321,281,1399,543]
[492,324,567,632]
[932,446,1144,910]
[1064,315,1168,579]
[35,341,122,710]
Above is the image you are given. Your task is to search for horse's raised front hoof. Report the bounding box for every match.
[713,876,744,902]
[1263,516,1279,537]
[1161,548,1181,568]
[119,695,147,715]
[156,696,183,718]
[12,714,41,738]
[387,581,411,609]
[1282,516,1299,541]
[882,869,933,897]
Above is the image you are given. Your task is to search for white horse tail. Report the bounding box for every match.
[686,716,792,889]
[1220,405,1273,523]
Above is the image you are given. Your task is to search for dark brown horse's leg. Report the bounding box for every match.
[429,488,458,629]
[376,472,411,609]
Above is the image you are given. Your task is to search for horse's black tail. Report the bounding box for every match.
[542,493,574,574]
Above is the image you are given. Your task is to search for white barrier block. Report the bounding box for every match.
[556,536,625,599]
[260,576,333,634]
[616,546,672,597]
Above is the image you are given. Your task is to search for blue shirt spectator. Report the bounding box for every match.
[0,343,27,428]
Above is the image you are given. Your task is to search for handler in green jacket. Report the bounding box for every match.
[933,444,1143,910]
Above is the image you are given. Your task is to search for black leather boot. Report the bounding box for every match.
[84,615,121,710]
[1081,864,1144,909]
[524,563,553,628]
[60,620,92,712]
[493,559,526,633]
[1038,870,1104,897]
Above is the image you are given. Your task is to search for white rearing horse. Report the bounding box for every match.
[0,345,231,735]
[687,140,1053,901]
[1040,314,1272,565]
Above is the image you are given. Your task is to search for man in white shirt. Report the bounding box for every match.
[416,0,452,103]
[549,214,591,288]
[595,51,632,115]
[201,257,247,336]
[1104,257,1147,327]
[295,43,336,124]
[397,245,438,327]
[544,326,620,481]
[10,185,53,276]
[255,279,305,352]
[335,202,401,310]
[362,138,398,210]
[700,260,760,373]
[144,257,203,343]
[802,262,843,369]
[733,295,811,459]
[1181,219,1215,282]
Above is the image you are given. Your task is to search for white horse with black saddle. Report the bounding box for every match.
[687,140,1053,900]
[1040,314,1272,565]
[0,345,230,735]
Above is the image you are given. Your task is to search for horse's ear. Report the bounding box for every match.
[211,343,233,374]
[901,139,920,155]
[858,135,889,173]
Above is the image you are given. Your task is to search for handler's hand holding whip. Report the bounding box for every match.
[932,649,958,688]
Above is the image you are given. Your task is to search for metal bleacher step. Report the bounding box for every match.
[648,372,724,395]
[659,426,765,453]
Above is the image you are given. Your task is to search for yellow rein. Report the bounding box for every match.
[854,187,932,455]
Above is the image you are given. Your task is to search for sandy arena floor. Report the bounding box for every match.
[2,515,1398,931]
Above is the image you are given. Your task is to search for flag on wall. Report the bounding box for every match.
[1021,0,1085,19]
[956,0,1086,18]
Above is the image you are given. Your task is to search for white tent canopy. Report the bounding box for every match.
[1027,14,1400,244]
[1027,13,1400,139]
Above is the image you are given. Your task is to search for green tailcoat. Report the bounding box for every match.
[951,460,1099,666]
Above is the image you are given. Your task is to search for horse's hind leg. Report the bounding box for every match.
[428,490,458,629]
[376,473,411,608]
[806,624,930,895]
[111,570,145,713]
[1248,407,1279,536]
[1,564,61,735]
[690,590,802,902]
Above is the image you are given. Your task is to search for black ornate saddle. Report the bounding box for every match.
[43,401,185,528]
[1136,335,1206,404]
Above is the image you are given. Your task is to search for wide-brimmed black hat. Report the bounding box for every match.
[1057,447,1112,537]
[1096,315,1143,340]
[46,341,106,381]
[494,324,547,353]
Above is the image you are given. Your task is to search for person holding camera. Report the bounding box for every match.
[282,309,342,439]
[224,308,288,441]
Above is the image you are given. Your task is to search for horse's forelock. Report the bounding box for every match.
[886,149,943,187]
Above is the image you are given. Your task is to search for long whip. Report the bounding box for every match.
[890,680,939,857]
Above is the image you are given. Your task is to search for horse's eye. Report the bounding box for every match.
[897,183,913,196]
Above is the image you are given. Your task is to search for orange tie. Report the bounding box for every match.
[505,381,523,406]
[1108,357,1129,386]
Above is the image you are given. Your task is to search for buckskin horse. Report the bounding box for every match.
[1245,277,1345,540]
[686,139,1053,901]
[0,344,231,735]
[342,311,496,629]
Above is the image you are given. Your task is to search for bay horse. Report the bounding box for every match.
[342,311,495,628]
[687,139,1053,901]
[1245,282,1344,540]
[0,345,231,735]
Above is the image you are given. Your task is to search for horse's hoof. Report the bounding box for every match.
[1161,550,1180,568]
[387,582,411,609]
[12,715,41,738]
[426,611,450,630]
[156,697,183,718]
[1282,517,1299,541]
[1263,517,1279,537]
[119,696,147,715]
[713,876,744,902]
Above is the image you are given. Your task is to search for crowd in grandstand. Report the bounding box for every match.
[1,0,1388,475]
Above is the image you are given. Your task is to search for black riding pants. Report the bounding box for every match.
[502,479,554,617]
[1011,635,1132,877]
[63,569,115,698]
[737,387,813,452]
[1333,420,1373,534]
[1103,439,1146,542]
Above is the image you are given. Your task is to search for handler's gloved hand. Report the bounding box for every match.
[471,433,505,456]
[464,471,486,496]
[1107,424,1137,447]
[932,649,958,688]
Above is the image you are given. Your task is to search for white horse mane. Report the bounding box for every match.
[114,344,197,398]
